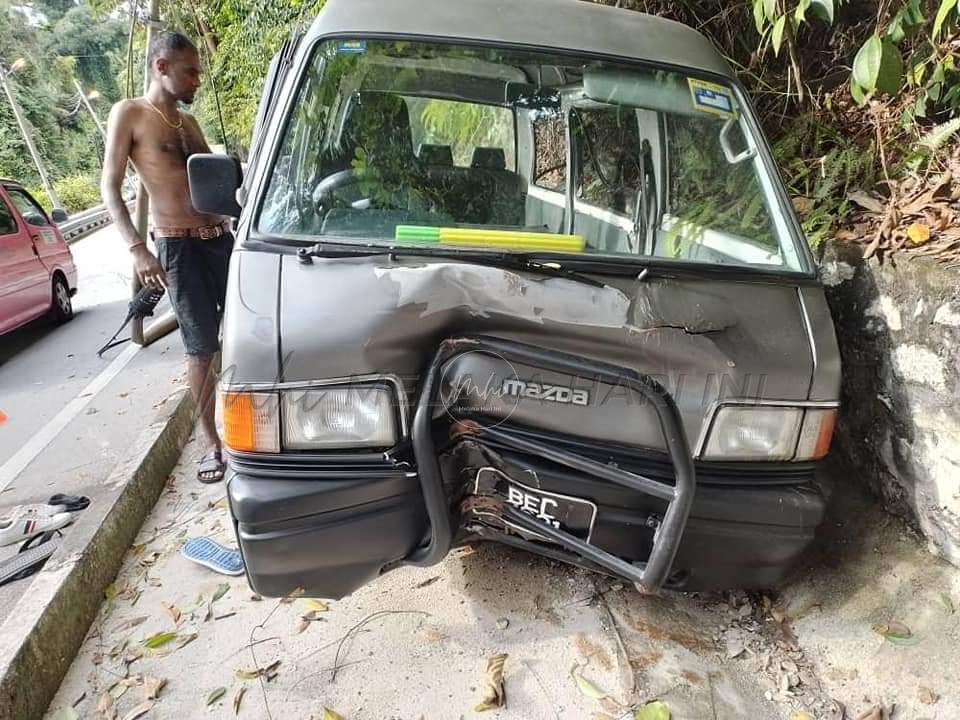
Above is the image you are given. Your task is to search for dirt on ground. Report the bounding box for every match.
[43,438,960,720]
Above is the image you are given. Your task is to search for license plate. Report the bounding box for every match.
[471,467,597,543]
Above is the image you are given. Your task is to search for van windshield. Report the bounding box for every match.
[257,40,806,272]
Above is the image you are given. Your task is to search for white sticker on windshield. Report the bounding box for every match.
[688,78,735,118]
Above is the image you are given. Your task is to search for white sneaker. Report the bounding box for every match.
[0,505,74,547]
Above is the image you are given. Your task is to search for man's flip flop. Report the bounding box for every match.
[0,531,60,587]
[181,537,244,575]
[198,451,226,484]
[48,494,91,512]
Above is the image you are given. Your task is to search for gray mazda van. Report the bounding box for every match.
[189,0,841,599]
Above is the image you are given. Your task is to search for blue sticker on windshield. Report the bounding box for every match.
[336,40,367,54]
[688,78,735,118]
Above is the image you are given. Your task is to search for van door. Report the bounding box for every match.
[0,188,50,334]
[3,187,57,317]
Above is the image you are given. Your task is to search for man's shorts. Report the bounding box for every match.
[155,233,233,356]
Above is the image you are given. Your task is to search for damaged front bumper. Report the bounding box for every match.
[228,337,827,599]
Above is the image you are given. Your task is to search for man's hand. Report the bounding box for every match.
[132,245,167,289]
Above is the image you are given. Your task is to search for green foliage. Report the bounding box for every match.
[850,36,903,103]
[0,0,124,184]
[53,174,101,213]
[27,175,100,213]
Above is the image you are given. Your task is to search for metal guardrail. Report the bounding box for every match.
[58,199,136,244]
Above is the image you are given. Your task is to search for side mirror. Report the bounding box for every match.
[51,208,68,224]
[187,153,243,217]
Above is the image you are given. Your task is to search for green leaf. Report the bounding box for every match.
[810,0,834,23]
[850,77,868,106]
[853,35,883,91]
[794,0,812,25]
[142,631,177,649]
[323,709,345,720]
[933,0,958,39]
[940,592,955,614]
[635,701,671,720]
[754,0,767,33]
[772,15,787,56]
[876,39,904,95]
[207,687,227,705]
[753,0,767,33]
[763,0,777,22]
[212,583,230,603]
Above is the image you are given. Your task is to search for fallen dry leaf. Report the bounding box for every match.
[918,686,940,705]
[303,599,329,612]
[848,190,886,214]
[939,592,955,614]
[111,616,149,634]
[212,583,230,603]
[906,223,931,245]
[162,602,181,625]
[280,588,305,604]
[207,687,226,706]
[791,196,815,215]
[871,621,911,639]
[233,686,247,715]
[322,709,344,720]
[143,676,166,701]
[791,713,814,720]
[95,691,117,720]
[571,665,608,700]
[121,701,154,720]
[474,653,508,711]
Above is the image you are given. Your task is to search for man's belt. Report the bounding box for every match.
[153,221,229,240]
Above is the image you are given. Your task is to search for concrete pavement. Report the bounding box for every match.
[0,224,186,622]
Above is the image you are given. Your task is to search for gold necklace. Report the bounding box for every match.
[145,98,183,129]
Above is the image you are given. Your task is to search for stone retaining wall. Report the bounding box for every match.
[820,242,960,565]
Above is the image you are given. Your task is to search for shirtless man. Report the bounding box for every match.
[101,31,230,484]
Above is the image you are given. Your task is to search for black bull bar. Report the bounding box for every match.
[401,336,696,591]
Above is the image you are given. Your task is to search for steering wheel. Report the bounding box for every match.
[312,168,379,215]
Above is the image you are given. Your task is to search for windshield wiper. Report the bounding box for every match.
[297,242,608,288]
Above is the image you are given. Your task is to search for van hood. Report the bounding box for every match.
[225,251,833,452]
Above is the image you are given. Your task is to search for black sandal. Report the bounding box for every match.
[198,450,226,484]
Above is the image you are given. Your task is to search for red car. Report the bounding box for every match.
[0,180,77,336]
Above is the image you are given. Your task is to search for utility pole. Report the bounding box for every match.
[73,78,106,137]
[73,77,138,195]
[0,62,63,210]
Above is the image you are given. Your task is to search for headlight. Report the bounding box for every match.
[222,391,280,453]
[221,385,399,452]
[282,386,398,449]
[701,405,837,461]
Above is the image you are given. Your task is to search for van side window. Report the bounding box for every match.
[531,112,567,193]
[573,108,642,217]
[665,115,776,250]
[6,188,49,227]
[0,197,16,235]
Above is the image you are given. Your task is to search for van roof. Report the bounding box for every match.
[307,0,734,80]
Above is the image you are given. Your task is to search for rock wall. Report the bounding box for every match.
[820,242,960,566]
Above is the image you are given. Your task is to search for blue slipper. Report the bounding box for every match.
[181,537,244,576]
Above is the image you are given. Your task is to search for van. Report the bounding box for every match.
[0,181,76,336]
[189,0,841,599]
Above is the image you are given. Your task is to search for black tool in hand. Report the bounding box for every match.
[96,286,166,357]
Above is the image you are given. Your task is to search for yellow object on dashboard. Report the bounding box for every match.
[394,225,585,253]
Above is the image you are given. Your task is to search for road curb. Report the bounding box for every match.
[0,388,195,720]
